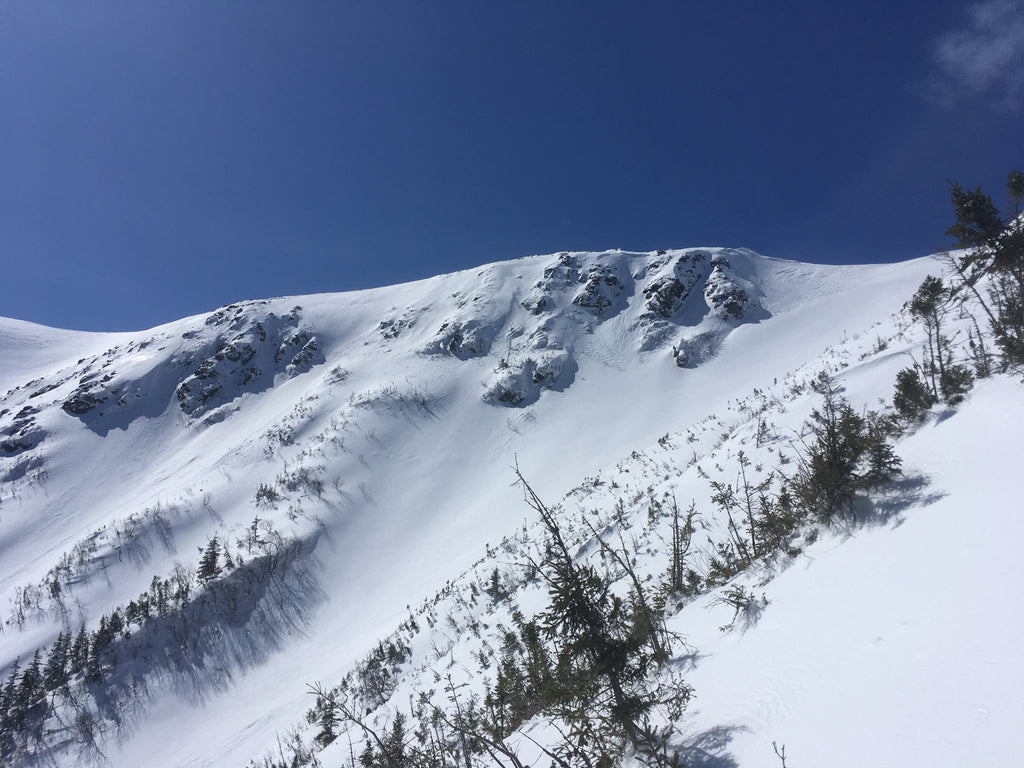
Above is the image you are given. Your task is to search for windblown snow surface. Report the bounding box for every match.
[0,247,1020,767]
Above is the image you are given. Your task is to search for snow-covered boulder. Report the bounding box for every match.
[482,349,574,406]
[423,317,501,359]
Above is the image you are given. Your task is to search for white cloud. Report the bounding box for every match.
[930,0,1024,109]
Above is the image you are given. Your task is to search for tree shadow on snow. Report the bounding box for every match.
[31,531,328,764]
[673,724,745,768]
[841,472,947,534]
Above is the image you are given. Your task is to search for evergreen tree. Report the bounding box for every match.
[150,574,170,616]
[42,630,71,694]
[2,658,20,716]
[0,658,20,761]
[359,712,409,768]
[485,567,504,602]
[893,367,935,422]
[17,649,43,711]
[945,171,1024,367]
[487,632,531,739]
[515,467,689,767]
[791,374,902,522]
[946,182,1005,252]
[909,276,950,399]
[9,649,46,736]
[306,682,339,748]
[70,623,90,675]
[862,412,903,489]
[197,536,222,585]
[709,451,772,566]
[908,276,973,404]
[791,373,869,522]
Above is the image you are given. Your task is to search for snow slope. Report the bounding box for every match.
[1,247,1018,767]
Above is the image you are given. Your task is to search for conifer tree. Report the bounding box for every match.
[791,374,869,522]
[0,658,19,714]
[791,374,900,522]
[13,649,44,733]
[907,276,973,404]
[893,367,935,422]
[946,182,1005,252]
[944,171,1024,367]
[862,413,903,489]
[0,658,20,761]
[514,466,689,767]
[198,536,223,585]
[70,624,90,674]
[42,631,71,694]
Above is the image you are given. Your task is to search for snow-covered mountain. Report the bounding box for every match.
[1,247,1020,768]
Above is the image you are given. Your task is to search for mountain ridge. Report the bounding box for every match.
[6,246,1018,768]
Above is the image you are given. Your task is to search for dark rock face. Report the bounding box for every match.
[378,318,410,341]
[521,253,580,315]
[703,255,751,321]
[423,318,500,359]
[1,406,46,455]
[572,264,627,318]
[176,307,324,419]
[642,276,687,320]
[61,391,107,416]
[641,251,710,321]
[47,302,325,432]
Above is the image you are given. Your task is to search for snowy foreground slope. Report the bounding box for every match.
[0,247,1020,767]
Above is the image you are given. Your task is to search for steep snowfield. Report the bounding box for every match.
[2,247,1017,767]
[677,371,1024,768]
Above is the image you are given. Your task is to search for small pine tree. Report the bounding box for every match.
[516,467,689,766]
[893,367,935,422]
[946,182,1005,252]
[70,624,90,674]
[945,171,1024,367]
[1,658,22,738]
[791,374,902,522]
[306,683,338,748]
[42,631,70,694]
[485,567,504,602]
[940,363,974,405]
[862,412,903,489]
[709,451,772,565]
[907,275,973,404]
[197,536,222,585]
[666,497,697,594]
[16,649,43,714]
[791,373,869,522]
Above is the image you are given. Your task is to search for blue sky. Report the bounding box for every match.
[2,1,1022,331]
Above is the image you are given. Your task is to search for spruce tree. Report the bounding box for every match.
[946,182,1005,253]
[791,374,869,522]
[862,413,903,489]
[907,276,973,404]
[893,367,935,421]
[944,171,1024,367]
[70,624,90,675]
[515,466,689,766]
[42,631,70,694]
[13,649,44,731]
[197,536,222,585]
